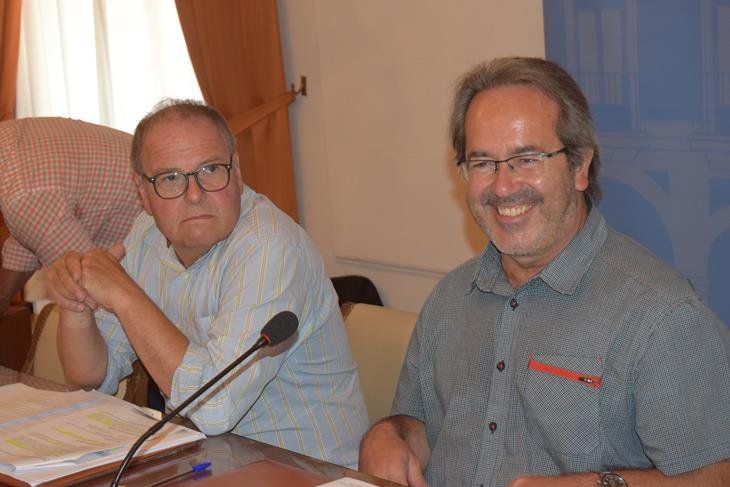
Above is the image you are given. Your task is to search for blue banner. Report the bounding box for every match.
[544,0,730,326]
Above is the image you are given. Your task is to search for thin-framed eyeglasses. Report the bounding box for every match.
[458,147,567,180]
[143,155,234,199]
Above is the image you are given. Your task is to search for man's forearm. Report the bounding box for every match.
[54,245,189,397]
[57,308,108,389]
[387,415,431,467]
[113,290,188,397]
[612,459,730,487]
[359,414,431,487]
[510,458,730,487]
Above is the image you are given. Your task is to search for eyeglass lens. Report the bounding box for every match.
[154,163,231,199]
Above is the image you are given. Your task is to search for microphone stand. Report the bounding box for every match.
[110,335,269,486]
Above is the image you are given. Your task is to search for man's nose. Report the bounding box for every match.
[490,161,520,195]
[184,176,205,203]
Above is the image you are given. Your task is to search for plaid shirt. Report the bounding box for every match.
[0,117,141,271]
[393,208,730,487]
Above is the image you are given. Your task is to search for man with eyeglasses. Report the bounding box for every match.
[359,57,730,486]
[47,99,368,468]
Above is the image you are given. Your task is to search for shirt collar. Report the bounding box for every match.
[471,207,608,295]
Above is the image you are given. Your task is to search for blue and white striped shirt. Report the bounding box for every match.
[96,187,368,468]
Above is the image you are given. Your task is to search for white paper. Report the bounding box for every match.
[0,383,205,486]
[317,477,380,487]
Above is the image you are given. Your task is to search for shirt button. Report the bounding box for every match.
[488,422,497,432]
[496,361,505,371]
[510,298,518,309]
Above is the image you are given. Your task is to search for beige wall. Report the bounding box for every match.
[278,0,545,311]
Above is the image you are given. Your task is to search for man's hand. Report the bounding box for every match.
[359,417,429,487]
[48,246,128,389]
[69,243,136,313]
[47,251,96,312]
[47,243,132,313]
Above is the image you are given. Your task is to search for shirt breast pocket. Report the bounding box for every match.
[518,354,603,457]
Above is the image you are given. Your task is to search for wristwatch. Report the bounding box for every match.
[597,471,628,487]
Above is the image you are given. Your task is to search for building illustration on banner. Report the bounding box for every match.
[545,0,730,325]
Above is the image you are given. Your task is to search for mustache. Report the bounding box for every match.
[479,187,543,207]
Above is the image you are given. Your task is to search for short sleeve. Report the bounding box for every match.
[391,301,431,422]
[2,189,95,267]
[0,117,138,271]
[634,297,730,475]
[2,234,40,272]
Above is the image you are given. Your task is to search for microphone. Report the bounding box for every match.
[110,310,299,486]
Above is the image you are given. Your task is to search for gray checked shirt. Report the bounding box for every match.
[392,208,730,487]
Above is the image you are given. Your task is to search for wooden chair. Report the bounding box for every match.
[21,303,150,406]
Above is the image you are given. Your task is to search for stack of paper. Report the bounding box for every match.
[0,383,206,486]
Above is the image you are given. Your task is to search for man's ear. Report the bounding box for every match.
[232,153,243,188]
[574,148,593,192]
[133,173,153,215]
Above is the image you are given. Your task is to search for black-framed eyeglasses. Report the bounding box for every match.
[458,147,567,179]
[143,155,233,199]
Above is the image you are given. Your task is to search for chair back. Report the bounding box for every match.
[21,303,151,405]
[22,303,65,384]
[342,303,417,423]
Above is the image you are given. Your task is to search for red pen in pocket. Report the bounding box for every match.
[527,355,602,389]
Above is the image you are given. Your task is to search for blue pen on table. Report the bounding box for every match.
[149,461,212,486]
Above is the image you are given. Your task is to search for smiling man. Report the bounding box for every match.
[359,57,730,486]
[47,99,368,468]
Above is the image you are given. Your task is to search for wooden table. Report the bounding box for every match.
[83,435,402,486]
[0,367,402,486]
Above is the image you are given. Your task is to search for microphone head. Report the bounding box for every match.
[261,311,299,346]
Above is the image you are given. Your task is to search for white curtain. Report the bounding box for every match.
[16,0,202,133]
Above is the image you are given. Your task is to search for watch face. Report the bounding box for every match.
[600,472,627,487]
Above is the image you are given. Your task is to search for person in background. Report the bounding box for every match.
[47,99,368,468]
[359,57,730,487]
[0,117,141,315]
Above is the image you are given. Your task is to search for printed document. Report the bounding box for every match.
[0,383,205,486]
